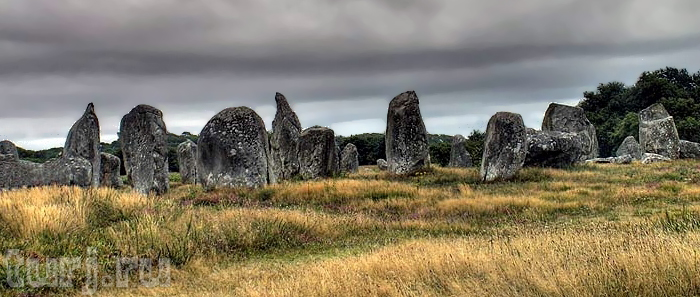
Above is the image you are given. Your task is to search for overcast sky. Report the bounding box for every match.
[1,0,700,150]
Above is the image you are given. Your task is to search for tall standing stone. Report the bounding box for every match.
[120,105,169,195]
[385,91,430,175]
[616,136,642,160]
[639,103,680,159]
[177,140,198,184]
[298,126,339,180]
[481,112,528,182]
[100,152,123,188]
[448,134,472,168]
[197,107,270,189]
[541,103,598,161]
[340,143,359,174]
[63,103,101,187]
[269,93,302,183]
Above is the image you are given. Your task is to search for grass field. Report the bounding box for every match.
[3,161,700,296]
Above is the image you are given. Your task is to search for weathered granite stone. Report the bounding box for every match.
[448,134,472,168]
[0,140,19,162]
[481,112,528,182]
[340,143,359,174]
[377,159,388,171]
[679,140,700,159]
[385,91,430,175]
[0,159,43,189]
[177,140,198,184]
[269,93,302,183]
[43,157,93,187]
[616,136,642,160]
[63,103,101,187]
[120,105,169,195]
[585,155,633,164]
[524,129,585,168]
[639,103,680,159]
[197,107,270,189]
[298,126,339,180]
[541,103,599,160]
[641,153,672,164]
[100,152,123,188]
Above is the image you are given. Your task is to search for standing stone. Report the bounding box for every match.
[616,136,642,160]
[0,140,19,162]
[679,140,700,159]
[481,112,528,182]
[340,143,359,174]
[177,140,198,184]
[197,107,270,189]
[63,103,101,187]
[524,129,585,168]
[120,105,169,195]
[639,103,680,159]
[269,93,302,184]
[100,152,123,188]
[377,159,388,171]
[385,91,430,175]
[298,126,339,180]
[448,134,472,168]
[542,103,599,161]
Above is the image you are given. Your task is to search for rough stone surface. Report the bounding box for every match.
[298,126,339,180]
[385,91,430,175]
[639,103,680,159]
[43,157,93,187]
[524,129,585,168]
[585,155,633,164]
[377,159,388,171]
[340,143,359,174]
[0,159,43,189]
[120,105,169,195]
[641,153,672,164]
[448,134,472,168]
[481,112,528,182]
[197,107,270,189]
[679,140,700,159]
[541,103,599,160]
[177,140,198,184]
[0,140,19,162]
[63,103,101,187]
[269,93,302,183]
[616,136,642,160]
[100,152,123,188]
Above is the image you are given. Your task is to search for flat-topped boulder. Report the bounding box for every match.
[541,103,598,161]
[177,140,198,184]
[63,103,101,187]
[639,103,680,159]
[448,135,472,168]
[616,136,642,160]
[269,92,302,183]
[120,104,169,195]
[481,112,528,182]
[385,91,430,175]
[298,126,339,180]
[340,143,359,174]
[197,107,270,189]
[100,152,123,188]
[524,129,585,168]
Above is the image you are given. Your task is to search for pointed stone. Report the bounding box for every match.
[63,103,101,187]
[269,92,302,183]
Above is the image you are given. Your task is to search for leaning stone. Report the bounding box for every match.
[377,159,388,171]
[639,103,680,159]
[616,136,642,160]
[120,104,169,195]
[448,134,472,168]
[269,92,303,183]
[542,103,599,160]
[481,112,528,182]
[679,140,700,159]
[197,107,270,189]
[385,91,430,175]
[340,143,359,174]
[641,153,672,164]
[100,153,123,188]
[63,103,101,187]
[298,126,339,180]
[177,140,198,184]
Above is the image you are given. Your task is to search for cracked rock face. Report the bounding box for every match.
[481,112,528,182]
[448,134,472,168]
[524,129,585,168]
[616,136,642,160]
[298,126,339,180]
[340,143,359,174]
[639,103,680,159]
[177,140,198,184]
[197,107,270,189]
[63,103,101,187]
[269,93,302,183]
[120,104,169,195]
[541,103,599,161]
[385,91,430,175]
[100,152,123,188]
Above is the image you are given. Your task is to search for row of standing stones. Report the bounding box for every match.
[1,90,698,193]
